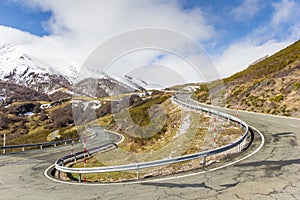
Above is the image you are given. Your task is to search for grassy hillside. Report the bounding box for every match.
[224,40,300,84]
[0,91,177,146]
[194,39,300,117]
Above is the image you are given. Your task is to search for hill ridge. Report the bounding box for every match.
[194,39,300,117]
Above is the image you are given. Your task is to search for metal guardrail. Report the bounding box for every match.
[173,96,246,127]
[54,95,250,182]
[56,143,118,167]
[0,128,97,153]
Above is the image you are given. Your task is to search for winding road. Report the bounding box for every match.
[0,99,299,199]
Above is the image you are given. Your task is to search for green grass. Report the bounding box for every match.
[114,97,180,153]
[128,95,170,126]
[68,113,244,183]
[270,94,284,102]
[6,127,54,146]
[47,100,71,112]
[224,40,300,83]
[71,157,139,182]
[86,114,113,127]
[294,82,300,90]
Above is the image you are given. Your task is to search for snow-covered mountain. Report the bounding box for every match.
[0,44,146,102]
[0,44,78,93]
[74,73,135,98]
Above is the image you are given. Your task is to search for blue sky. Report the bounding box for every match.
[0,0,299,78]
[0,1,293,42]
[0,1,51,36]
[0,1,284,44]
[181,0,298,53]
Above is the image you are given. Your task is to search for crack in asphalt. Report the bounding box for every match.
[140,182,213,189]
[218,182,239,189]
[1,112,299,199]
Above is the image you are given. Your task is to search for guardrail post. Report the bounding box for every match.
[54,143,57,148]
[3,134,6,154]
[22,147,25,152]
[213,116,217,161]
[203,156,207,169]
[40,145,43,150]
[71,139,75,162]
[136,165,140,180]
[236,101,239,118]
[83,138,87,183]
[78,173,81,183]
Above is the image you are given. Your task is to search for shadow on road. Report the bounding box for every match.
[271,132,297,146]
[272,132,294,136]
[236,158,300,168]
[140,182,213,189]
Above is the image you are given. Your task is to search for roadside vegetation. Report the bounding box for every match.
[193,40,300,117]
[68,105,244,182]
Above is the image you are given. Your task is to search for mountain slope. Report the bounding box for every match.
[0,81,50,106]
[0,44,76,93]
[194,39,300,117]
[74,76,135,98]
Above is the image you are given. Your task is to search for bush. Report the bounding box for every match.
[294,82,300,90]
[270,94,284,102]
[8,102,41,115]
[39,110,48,121]
[51,104,74,128]
[0,113,9,129]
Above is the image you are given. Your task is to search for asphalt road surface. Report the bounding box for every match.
[0,105,299,199]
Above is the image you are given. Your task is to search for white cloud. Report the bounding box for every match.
[0,26,38,45]
[271,0,298,25]
[1,0,299,82]
[215,40,290,78]
[1,0,214,74]
[231,0,262,20]
[215,0,300,78]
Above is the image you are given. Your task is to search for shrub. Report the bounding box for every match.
[270,94,284,102]
[51,104,74,128]
[0,113,9,129]
[294,82,300,90]
[8,102,41,115]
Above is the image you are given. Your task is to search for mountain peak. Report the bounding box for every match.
[0,44,78,82]
[0,44,78,94]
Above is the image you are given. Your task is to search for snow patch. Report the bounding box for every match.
[48,88,63,95]
[71,99,101,111]
[24,112,34,116]
[40,103,52,109]
[174,114,190,138]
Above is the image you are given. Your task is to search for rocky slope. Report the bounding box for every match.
[194,39,300,117]
[74,74,134,98]
[0,81,50,105]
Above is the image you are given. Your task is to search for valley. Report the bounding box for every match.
[1,40,299,149]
